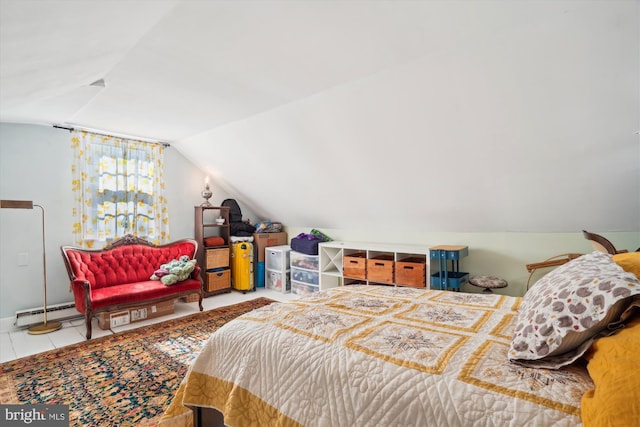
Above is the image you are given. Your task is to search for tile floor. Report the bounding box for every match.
[0,288,299,364]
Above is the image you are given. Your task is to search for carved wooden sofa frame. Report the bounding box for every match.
[61,234,203,339]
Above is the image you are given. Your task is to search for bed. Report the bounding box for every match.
[160,251,640,427]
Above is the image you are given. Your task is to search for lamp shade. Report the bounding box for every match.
[0,200,34,209]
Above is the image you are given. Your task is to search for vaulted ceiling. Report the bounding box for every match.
[1,0,638,232]
[0,0,562,142]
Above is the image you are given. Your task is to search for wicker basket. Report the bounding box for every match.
[183,293,200,303]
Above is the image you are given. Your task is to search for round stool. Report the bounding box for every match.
[469,275,508,293]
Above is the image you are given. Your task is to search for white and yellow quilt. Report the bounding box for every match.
[161,285,593,427]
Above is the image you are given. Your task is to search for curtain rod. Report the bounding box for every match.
[53,124,171,148]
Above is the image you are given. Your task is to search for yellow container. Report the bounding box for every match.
[231,241,254,292]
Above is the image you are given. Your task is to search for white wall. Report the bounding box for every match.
[0,123,259,320]
[0,123,637,325]
[176,0,639,234]
[286,226,639,298]
[169,0,640,298]
[1,1,638,323]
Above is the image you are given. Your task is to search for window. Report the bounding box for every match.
[71,131,170,248]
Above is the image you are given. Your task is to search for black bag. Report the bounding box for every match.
[222,198,255,236]
[230,222,255,237]
[222,199,243,223]
[290,233,323,255]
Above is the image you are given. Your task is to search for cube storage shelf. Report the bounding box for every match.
[429,245,469,291]
[266,245,291,293]
[194,206,232,296]
[291,250,320,296]
[319,241,432,290]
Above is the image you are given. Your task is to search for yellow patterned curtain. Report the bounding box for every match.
[71,130,170,248]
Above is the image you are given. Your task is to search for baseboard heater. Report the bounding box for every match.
[15,302,81,327]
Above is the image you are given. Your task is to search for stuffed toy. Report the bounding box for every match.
[150,255,197,285]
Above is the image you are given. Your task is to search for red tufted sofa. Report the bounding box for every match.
[61,234,203,339]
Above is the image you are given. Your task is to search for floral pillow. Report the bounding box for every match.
[509,251,640,368]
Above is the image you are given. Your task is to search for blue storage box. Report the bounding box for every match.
[430,272,469,290]
[255,262,265,287]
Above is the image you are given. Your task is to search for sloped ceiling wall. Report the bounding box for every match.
[1,1,638,233]
[174,1,640,233]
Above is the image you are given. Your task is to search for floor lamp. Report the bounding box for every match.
[0,200,62,334]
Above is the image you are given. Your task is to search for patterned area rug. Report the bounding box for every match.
[0,298,275,427]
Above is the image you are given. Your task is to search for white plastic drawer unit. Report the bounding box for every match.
[266,245,291,271]
[291,267,319,285]
[266,270,291,293]
[290,251,319,271]
[291,280,319,296]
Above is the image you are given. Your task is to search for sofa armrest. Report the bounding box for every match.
[70,279,91,313]
[191,264,202,282]
[70,278,89,288]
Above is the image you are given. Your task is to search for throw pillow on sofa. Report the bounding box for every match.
[151,255,197,285]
